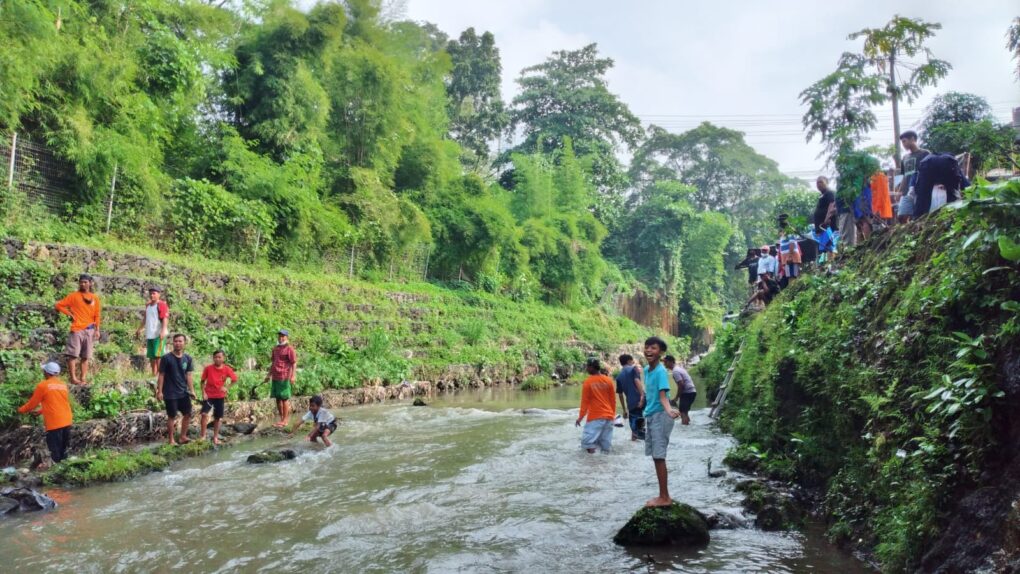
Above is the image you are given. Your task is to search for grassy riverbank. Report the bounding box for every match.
[697,181,1020,572]
[0,232,660,464]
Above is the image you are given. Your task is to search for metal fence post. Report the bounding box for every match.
[105,162,118,233]
[348,244,356,278]
[6,132,16,189]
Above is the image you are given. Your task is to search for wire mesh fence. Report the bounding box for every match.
[0,132,78,213]
[1,132,435,283]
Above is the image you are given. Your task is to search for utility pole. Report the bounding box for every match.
[889,50,902,170]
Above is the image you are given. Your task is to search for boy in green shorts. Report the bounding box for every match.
[263,329,297,427]
[136,287,169,378]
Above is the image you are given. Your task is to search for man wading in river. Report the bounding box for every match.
[576,358,617,453]
[615,354,645,440]
[643,336,681,507]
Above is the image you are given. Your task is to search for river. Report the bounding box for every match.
[0,386,869,573]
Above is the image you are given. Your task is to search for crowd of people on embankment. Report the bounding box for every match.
[741,130,971,311]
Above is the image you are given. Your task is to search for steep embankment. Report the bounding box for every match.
[0,237,648,465]
[697,181,1020,573]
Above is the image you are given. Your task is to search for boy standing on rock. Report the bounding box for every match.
[54,274,101,385]
[643,336,681,507]
[18,362,73,467]
[156,334,197,445]
[136,286,169,378]
[576,358,617,453]
[264,329,297,427]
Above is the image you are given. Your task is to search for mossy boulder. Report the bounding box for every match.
[613,503,711,547]
[246,449,297,464]
[412,398,427,406]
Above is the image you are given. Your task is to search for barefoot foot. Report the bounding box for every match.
[213,437,221,445]
[645,496,673,508]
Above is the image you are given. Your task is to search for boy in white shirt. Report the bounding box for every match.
[289,395,338,447]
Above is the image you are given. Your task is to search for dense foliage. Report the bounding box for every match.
[0,0,793,348]
[697,180,1020,571]
[921,92,1018,173]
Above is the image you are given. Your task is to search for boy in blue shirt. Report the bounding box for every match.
[643,336,681,507]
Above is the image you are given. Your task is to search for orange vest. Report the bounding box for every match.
[19,377,73,431]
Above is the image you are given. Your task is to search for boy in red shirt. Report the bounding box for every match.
[18,362,74,466]
[200,350,238,444]
[575,358,617,453]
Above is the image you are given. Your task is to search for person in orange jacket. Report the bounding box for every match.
[54,273,101,385]
[18,362,74,466]
[576,358,617,453]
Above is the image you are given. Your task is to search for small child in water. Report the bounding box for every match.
[289,395,338,447]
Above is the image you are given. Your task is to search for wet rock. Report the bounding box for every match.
[246,449,296,464]
[0,498,18,515]
[1,487,57,512]
[613,503,711,547]
[412,398,427,407]
[232,423,256,435]
[737,479,801,531]
[754,505,787,531]
[705,509,748,530]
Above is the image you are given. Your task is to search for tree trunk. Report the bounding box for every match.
[889,52,902,170]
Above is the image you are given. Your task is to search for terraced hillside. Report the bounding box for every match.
[0,237,651,462]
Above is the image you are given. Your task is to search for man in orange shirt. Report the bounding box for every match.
[575,358,617,453]
[18,362,74,466]
[55,274,101,385]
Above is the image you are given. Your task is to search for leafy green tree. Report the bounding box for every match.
[445,28,508,168]
[922,92,994,130]
[801,16,951,166]
[223,2,343,161]
[920,92,1017,172]
[508,44,642,218]
[630,123,790,215]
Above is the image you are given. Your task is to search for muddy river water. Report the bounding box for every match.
[0,386,870,573]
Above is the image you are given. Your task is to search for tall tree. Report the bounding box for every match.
[801,16,951,166]
[1009,17,1020,80]
[921,93,1017,172]
[508,43,642,219]
[629,123,790,215]
[445,28,508,168]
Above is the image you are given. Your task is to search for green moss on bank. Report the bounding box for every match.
[698,181,1020,572]
[43,441,215,486]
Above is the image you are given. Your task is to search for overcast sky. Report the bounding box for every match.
[406,0,1019,179]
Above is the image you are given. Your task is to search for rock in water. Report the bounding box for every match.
[0,487,57,512]
[246,450,297,464]
[232,423,257,435]
[613,503,711,547]
[0,498,19,515]
[412,398,427,407]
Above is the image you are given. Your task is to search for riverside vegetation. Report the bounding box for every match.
[697,179,1020,572]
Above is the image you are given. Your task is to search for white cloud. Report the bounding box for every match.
[407,0,1020,176]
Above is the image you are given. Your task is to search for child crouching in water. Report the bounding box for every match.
[289,395,338,447]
